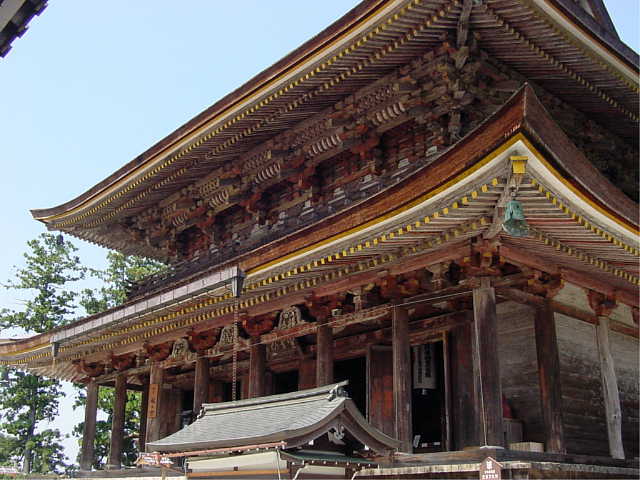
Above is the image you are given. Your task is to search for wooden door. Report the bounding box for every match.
[367,345,395,437]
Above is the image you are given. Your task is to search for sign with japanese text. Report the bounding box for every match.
[479,457,502,480]
[148,383,159,418]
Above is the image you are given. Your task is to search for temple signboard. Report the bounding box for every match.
[148,383,160,419]
[479,457,501,480]
[136,453,173,467]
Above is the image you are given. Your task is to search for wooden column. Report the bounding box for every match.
[472,277,504,447]
[139,378,149,454]
[298,358,316,390]
[451,321,478,449]
[316,319,334,386]
[107,374,127,469]
[249,340,266,398]
[79,381,98,471]
[193,356,210,416]
[392,306,412,452]
[596,316,625,459]
[145,364,164,448]
[534,301,566,453]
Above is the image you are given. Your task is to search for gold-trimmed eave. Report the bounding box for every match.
[31,0,454,229]
[30,135,640,366]
[31,0,638,238]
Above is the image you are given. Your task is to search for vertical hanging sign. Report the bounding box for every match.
[148,383,160,419]
[479,457,502,480]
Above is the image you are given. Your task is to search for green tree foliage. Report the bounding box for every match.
[80,251,166,314]
[0,233,87,473]
[73,251,165,469]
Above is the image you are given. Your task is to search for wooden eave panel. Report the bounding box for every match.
[33,0,637,241]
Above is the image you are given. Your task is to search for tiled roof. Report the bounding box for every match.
[147,382,400,453]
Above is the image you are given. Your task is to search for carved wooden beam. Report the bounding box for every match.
[187,327,221,354]
[242,312,278,337]
[143,341,173,362]
[110,353,136,372]
[74,359,105,378]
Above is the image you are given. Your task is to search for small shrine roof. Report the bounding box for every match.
[146,381,400,454]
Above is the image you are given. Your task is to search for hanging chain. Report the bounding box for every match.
[231,300,239,401]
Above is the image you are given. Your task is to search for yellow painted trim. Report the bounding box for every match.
[249,131,639,276]
[35,0,412,225]
[247,136,518,275]
[0,342,50,357]
[517,135,639,236]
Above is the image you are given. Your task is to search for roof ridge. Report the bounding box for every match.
[199,381,348,415]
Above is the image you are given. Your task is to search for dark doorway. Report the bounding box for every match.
[412,341,445,452]
[334,357,366,414]
[273,370,299,395]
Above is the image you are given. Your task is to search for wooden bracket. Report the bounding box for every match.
[588,290,616,317]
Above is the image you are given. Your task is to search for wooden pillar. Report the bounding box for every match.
[316,319,334,386]
[298,358,316,390]
[249,340,266,398]
[145,364,164,448]
[451,320,478,449]
[534,301,566,453]
[139,378,149,454]
[193,356,210,416]
[472,277,504,447]
[79,381,98,471]
[107,374,127,469]
[596,316,625,459]
[392,306,412,452]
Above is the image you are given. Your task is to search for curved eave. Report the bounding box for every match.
[148,394,399,454]
[5,84,638,375]
[30,0,638,236]
[29,0,392,221]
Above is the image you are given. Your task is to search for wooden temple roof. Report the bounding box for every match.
[1,83,638,381]
[30,0,638,259]
[146,382,400,453]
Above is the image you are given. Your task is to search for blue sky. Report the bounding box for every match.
[0,0,637,467]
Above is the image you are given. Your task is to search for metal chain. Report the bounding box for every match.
[231,301,239,401]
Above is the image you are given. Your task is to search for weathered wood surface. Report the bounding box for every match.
[555,314,608,456]
[596,316,625,459]
[393,306,412,452]
[193,356,210,415]
[107,374,127,469]
[610,330,639,459]
[473,277,504,447]
[533,302,565,453]
[316,319,334,386]
[79,381,98,471]
[139,379,149,453]
[145,364,164,447]
[248,341,266,398]
[298,357,315,390]
[497,301,545,447]
[450,320,477,449]
[367,345,394,437]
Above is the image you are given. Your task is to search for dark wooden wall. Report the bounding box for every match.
[496,301,544,445]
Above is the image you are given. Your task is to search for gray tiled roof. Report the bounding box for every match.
[147,382,400,454]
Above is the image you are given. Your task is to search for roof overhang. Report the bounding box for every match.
[4,85,638,379]
[31,0,638,252]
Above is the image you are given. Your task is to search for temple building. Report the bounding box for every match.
[0,0,637,478]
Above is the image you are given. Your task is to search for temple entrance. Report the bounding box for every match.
[334,357,367,414]
[412,341,446,452]
[273,370,299,395]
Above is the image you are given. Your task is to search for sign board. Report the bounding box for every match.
[479,456,502,480]
[148,383,160,419]
[136,452,173,467]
